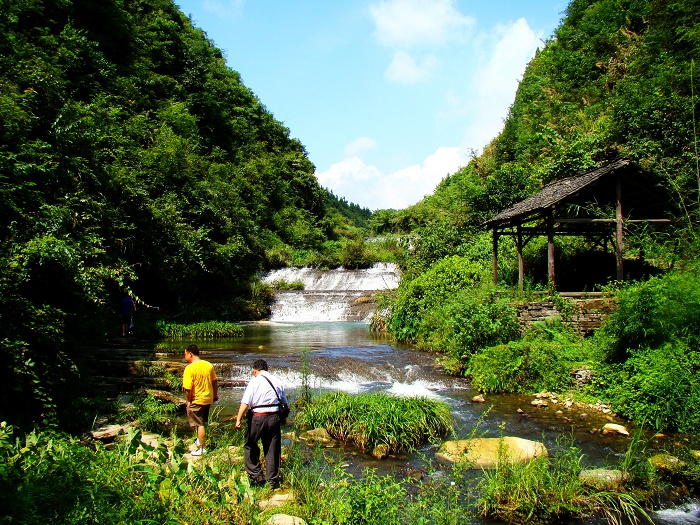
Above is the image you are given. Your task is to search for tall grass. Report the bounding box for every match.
[476,435,650,524]
[156,320,243,339]
[297,391,452,456]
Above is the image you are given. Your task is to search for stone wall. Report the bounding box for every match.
[516,296,616,334]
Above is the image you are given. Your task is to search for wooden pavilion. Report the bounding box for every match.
[483,158,673,290]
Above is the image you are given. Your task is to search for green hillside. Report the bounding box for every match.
[382,0,700,433]
[0,0,369,425]
[389,0,698,273]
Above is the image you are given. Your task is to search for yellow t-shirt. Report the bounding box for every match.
[183,360,217,405]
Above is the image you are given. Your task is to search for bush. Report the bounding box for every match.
[0,425,254,524]
[389,256,488,343]
[467,322,601,394]
[429,291,521,364]
[602,342,700,432]
[599,271,700,361]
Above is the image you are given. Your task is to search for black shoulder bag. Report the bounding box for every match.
[255,375,290,423]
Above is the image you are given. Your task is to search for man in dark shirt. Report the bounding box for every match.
[120,294,135,336]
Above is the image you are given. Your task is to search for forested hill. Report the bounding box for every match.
[396,0,699,250]
[0,0,358,425]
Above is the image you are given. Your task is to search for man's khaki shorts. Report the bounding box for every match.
[186,403,211,427]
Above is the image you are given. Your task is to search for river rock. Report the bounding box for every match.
[299,428,337,447]
[90,424,126,441]
[602,423,629,436]
[531,399,548,407]
[144,389,186,409]
[579,469,625,490]
[649,454,686,473]
[265,514,307,525]
[435,437,548,469]
[472,394,485,403]
[372,444,390,459]
[260,491,295,510]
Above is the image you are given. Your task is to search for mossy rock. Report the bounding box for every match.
[436,437,548,469]
[299,428,337,447]
[579,469,625,490]
[649,454,686,473]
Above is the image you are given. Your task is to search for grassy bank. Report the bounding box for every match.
[2,416,684,525]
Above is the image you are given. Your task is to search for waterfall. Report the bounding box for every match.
[263,263,400,322]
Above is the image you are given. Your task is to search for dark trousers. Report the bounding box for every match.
[244,413,281,484]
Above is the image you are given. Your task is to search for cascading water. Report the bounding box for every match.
[262,263,400,322]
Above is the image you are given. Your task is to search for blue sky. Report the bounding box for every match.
[175,0,567,210]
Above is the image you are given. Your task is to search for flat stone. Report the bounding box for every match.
[472,394,485,403]
[649,454,686,472]
[90,424,125,441]
[265,514,307,525]
[435,437,548,469]
[260,491,295,510]
[602,423,629,436]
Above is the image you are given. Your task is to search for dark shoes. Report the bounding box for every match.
[249,477,266,487]
[249,477,280,490]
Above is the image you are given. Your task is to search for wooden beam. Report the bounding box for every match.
[517,224,524,291]
[547,210,555,286]
[616,176,624,281]
[492,229,499,286]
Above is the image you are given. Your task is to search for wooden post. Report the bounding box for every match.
[547,211,555,287]
[517,224,524,291]
[616,176,624,281]
[492,228,499,286]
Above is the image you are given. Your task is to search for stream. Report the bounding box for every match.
[158,265,699,523]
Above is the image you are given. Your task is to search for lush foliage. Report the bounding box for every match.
[297,392,453,456]
[467,322,602,394]
[603,342,700,432]
[0,0,371,426]
[389,256,487,342]
[378,0,700,437]
[597,270,700,361]
[0,424,254,524]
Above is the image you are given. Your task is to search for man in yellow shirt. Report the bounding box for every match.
[183,344,218,456]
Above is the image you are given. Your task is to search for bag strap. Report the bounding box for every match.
[251,374,283,410]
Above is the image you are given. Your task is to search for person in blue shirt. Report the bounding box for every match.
[120,294,135,336]
[235,359,287,488]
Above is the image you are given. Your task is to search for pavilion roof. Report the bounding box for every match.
[483,158,633,227]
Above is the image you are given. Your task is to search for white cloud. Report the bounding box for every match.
[444,17,541,152]
[344,136,378,157]
[369,0,475,48]
[316,156,381,188]
[201,0,244,18]
[317,144,464,210]
[385,51,437,83]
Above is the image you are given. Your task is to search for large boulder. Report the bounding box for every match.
[436,437,548,469]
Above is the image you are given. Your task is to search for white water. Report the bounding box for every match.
[263,263,400,322]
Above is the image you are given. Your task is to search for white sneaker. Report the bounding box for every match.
[194,438,200,447]
[191,448,207,456]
